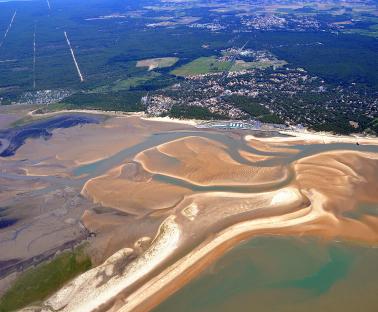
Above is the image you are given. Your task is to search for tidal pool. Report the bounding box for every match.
[154,236,378,312]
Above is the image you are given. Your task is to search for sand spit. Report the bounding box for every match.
[29,109,144,118]
[119,149,377,311]
[30,109,197,126]
[118,190,328,312]
[3,112,378,312]
[140,116,198,126]
[120,192,378,311]
[246,130,378,145]
[43,216,180,312]
[41,187,306,312]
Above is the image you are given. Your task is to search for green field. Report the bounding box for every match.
[0,247,92,312]
[171,57,232,77]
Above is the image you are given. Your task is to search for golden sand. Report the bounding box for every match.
[82,171,191,216]
[246,138,302,154]
[116,148,378,311]
[12,113,376,312]
[115,137,378,312]
[135,136,289,186]
[78,128,378,311]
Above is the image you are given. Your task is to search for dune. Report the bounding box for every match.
[44,216,181,312]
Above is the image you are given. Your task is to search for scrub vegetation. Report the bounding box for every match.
[0,246,91,312]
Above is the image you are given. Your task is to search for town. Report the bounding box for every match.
[145,53,377,134]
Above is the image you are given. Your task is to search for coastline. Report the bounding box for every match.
[118,190,327,312]
[27,108,377,143]
[2,108,378,312]
[28,109,199,126]
[246,130,378,145]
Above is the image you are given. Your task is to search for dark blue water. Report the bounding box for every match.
[0,114,102,157]
[0,218,17,229]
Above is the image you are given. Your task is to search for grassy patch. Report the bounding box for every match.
[171,57,231,77]
[0,246,91,312]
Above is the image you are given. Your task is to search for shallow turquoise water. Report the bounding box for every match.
[154,236,378,312]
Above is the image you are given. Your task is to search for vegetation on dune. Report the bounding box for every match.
[0,246,92,312]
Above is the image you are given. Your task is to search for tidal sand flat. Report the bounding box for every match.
[0,111,377,311]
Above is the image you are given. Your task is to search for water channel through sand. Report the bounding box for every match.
[1,114,378,311]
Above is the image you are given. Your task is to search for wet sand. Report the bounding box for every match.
[1,110,377,311]
[134,136,289,187]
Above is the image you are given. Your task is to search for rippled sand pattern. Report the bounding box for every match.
[8,114,377,312]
